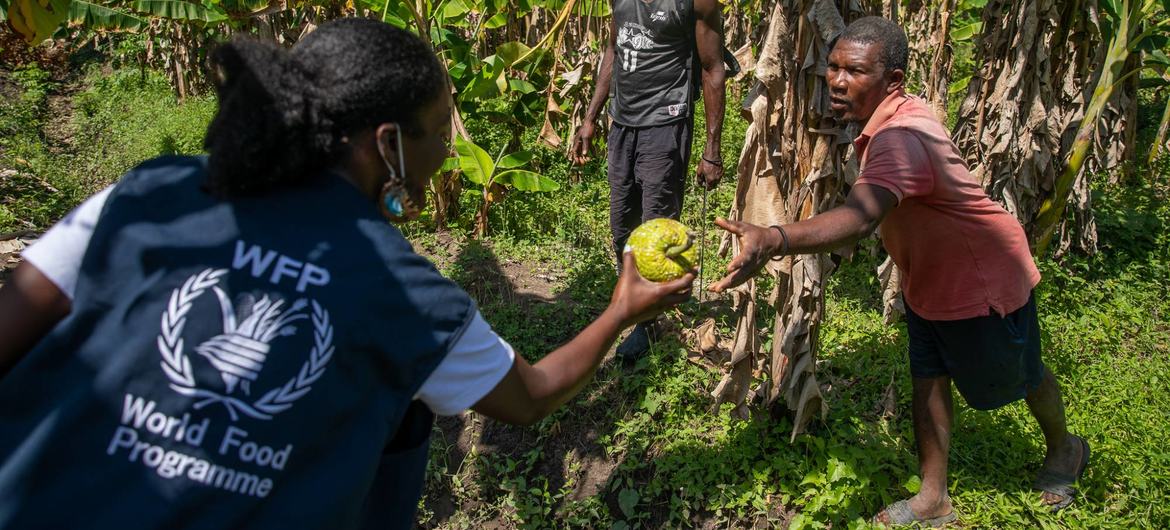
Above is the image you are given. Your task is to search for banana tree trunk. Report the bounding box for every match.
[715,0,873,437]
[1033,5,1136,255]
[1151,80,1170,165]
[902,0,955,120]
[950,0,1129,256]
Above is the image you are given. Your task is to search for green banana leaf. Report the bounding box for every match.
[455,136,496,186]
[495,169,560,191]
[496,151,533,169]
[7,0,72,43]
[70,0,147,31]
[131,0,227,23]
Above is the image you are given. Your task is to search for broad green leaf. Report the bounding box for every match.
[903,474,922,494]
[477,54,509,95]
[381,12,407,28]
[461,75,500,100]
[482,54,506,78]
[495,169,560,191]
[508,78,538,94]
[948,75,972,95]
[441,156,460,172]
[442,0,469,19]
[7,0,71,43]
[221,0,270,13]
[0,0,8,21]
[951,21,981,41]
[365,0,409,27]
[496,41,531,66]
[70,1,146,31]
[455,136,495,186]
[538,0,610,16]
[496,151,533,168]
[1137,34,1170,54]
[483,10,507,29]
[132,0,227,23]
[616,488,639,519]
[447,59,469,81]
[1146,49,1170,68]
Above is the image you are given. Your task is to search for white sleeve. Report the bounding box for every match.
[21,186,114,300]
[415,310,516,416]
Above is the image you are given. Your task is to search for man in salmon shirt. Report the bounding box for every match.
[709,16,1089,527]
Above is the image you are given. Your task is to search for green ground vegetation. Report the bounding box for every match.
[1,63,1168,528]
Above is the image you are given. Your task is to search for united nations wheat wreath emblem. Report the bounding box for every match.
[158,268,335,421]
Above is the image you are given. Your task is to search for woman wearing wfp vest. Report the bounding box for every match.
[0,19,693,529]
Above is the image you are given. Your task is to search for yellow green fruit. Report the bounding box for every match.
[626,218,697,282]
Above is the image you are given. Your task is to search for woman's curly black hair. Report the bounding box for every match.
[203,18,445,197]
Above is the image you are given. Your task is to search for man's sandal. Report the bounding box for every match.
[873,499,958,528]
[1032,435,1091,512]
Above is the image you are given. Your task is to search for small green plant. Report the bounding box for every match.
[453,135,560,237]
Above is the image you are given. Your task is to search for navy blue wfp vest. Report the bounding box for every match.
[0,156,474,529]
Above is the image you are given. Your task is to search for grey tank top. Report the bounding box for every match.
[609,0,696,127]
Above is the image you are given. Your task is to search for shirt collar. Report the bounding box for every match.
[854,89,911,156]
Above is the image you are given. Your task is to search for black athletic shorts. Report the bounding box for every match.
[905,292,1044,410]
[606,119,693,261]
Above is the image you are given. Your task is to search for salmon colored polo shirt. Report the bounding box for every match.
[853,90,1040,321]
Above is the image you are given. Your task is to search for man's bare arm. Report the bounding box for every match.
[584,18,617,125]
[570,17,618,165]
[709,184,899,292]
[693,0,726,187]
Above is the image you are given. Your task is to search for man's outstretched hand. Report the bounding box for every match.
[708,218,783,293]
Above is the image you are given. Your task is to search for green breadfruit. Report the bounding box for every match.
[626,218,697,282]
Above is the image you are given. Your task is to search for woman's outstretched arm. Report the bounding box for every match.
[0,263,71,378]
[471,252,693,425]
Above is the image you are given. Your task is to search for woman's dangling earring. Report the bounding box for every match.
[376,126,420,223]
[380,165,407,217]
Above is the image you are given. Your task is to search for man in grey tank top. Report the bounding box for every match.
[570,0,727,361]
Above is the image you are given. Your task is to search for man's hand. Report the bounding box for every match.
[708,218,783,293]
[695,156,723,189]
[569,122,596,166]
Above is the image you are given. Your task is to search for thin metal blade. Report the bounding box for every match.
[698,184,708,305]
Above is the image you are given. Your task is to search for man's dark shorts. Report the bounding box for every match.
[607,119,692,260]
[905,292,1044,410]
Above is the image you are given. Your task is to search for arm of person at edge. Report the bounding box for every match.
[693,0,726,190]
[0,263,71,378]
[569,16,617,165]
[708,183,899,293]
[472,252,693,426]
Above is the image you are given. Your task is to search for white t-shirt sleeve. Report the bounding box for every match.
[415,310,515,416]
[21,185,114,300]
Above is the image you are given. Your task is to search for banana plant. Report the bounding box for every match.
[4,0,73,43]
[453,135,559,237]
[1032,0,1170,255]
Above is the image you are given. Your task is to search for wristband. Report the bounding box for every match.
[701,156,723,167]
[769,225,789,260]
